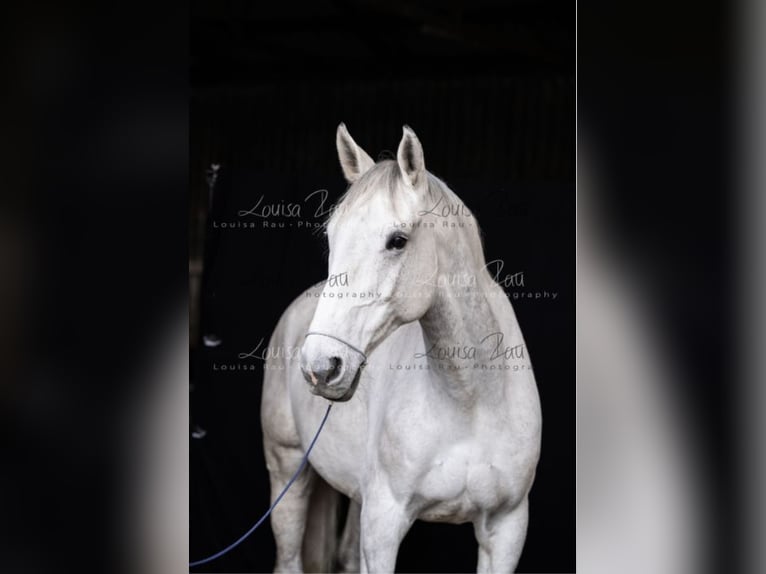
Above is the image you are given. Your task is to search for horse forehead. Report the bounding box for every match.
[359,191,399,221]
[335,194,399,236]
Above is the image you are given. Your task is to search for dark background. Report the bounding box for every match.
[190,0,574,572]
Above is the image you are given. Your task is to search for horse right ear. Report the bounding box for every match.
[336,123,375,183]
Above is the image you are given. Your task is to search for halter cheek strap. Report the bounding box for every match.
[304,332,368,364]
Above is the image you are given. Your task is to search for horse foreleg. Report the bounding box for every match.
[473,497,529,573]
[338,499,361,573]
[264,441,317,573]
[359,488,412,574]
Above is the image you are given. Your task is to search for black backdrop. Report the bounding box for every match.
[190,1,574,572]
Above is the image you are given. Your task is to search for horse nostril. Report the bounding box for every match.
[327,357,342,382]
[302,357,343,386]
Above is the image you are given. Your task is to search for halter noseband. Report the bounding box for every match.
[304,332,368,364]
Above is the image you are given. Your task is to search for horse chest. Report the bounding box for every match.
[379,421,516,522]
[372,395,525,521]
[415,447,510,522]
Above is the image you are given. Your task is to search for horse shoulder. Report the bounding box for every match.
[261,281,324,448]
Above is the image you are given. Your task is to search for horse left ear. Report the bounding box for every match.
[336,123,375,183]
[396,125,426,188]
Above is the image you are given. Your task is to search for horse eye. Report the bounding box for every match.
[386,233,408,251]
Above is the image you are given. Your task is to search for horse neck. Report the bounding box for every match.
[418,238,513,405]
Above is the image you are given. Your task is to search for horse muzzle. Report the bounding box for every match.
[300,334,366,401]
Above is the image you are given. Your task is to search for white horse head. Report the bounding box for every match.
[300,124,446,401]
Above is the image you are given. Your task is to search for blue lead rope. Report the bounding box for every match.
[190,403,333,568]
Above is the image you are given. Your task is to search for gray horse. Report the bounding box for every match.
[261,124,541,573]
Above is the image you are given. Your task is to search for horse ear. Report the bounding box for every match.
[396,125,426,188]
[336,123,375,183]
